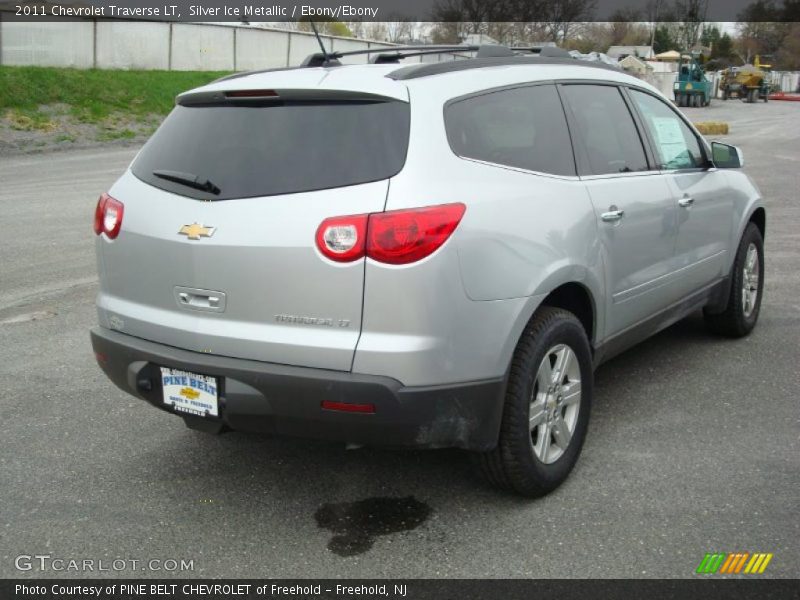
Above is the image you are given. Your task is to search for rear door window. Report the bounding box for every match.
[131,99,410,200]
[560,84,649,175]
[444,84,576,176]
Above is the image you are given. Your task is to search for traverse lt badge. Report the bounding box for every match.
[179,223,215,240]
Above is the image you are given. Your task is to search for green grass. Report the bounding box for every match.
[0,66,230,124]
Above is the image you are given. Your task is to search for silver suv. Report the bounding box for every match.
[90,46,765,497]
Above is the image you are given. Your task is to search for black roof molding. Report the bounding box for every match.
[511,46,573,58]
[387,56,618,81]
[476,45,516,58]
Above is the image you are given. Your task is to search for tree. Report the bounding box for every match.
[297,18,352,38]
[701,24,721,48]
[607,7,650,47]
[653,25,676,53]
[539,0,597,44]
[736,0,789,63]
[672,0,710,50]
[711,32,734,62]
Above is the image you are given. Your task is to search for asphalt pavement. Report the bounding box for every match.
[0,99,798,579]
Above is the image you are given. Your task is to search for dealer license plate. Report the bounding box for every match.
[160,367,219,417]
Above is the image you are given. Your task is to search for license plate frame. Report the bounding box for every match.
[160,367,220,418]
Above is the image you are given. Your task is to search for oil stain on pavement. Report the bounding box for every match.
[314,496,431,556]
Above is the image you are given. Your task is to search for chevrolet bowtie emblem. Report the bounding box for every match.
[178,223,215,240]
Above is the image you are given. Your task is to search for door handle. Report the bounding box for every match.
[601,208,625,222]
[175,287,226,312]
[180,292,219,308]
[678,196,695,207]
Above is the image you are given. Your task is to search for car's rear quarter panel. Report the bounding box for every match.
[353,67,611,386]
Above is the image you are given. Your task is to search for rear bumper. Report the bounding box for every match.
[90,327,505,450]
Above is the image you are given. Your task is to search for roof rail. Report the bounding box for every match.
[369,47,477,64]
[387,56,619,81]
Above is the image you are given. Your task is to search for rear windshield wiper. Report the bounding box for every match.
[152,170,221,195]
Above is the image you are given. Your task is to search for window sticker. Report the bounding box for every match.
[651,117,690,168]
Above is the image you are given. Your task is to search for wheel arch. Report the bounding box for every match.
[749,206,766,240]
[540,282,597,347]
[504,278,600,365]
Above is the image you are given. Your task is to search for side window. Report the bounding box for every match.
[629,89,705,170]
[444,84,575,177]
[560,84,649,175]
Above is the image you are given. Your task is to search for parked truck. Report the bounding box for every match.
[720,55,771,103]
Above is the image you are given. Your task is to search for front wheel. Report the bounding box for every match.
[474,307,592,497]
[704,222,764,337]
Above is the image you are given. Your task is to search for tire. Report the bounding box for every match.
[704,223,764,337]
[474,307,592,497]
[722,89,729,101]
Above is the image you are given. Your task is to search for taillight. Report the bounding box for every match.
[315,214,368,262]
[93,193,124,240]
[315,204,465,265]
[367,203,466,265]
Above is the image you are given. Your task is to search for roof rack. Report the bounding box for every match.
[212,44,613,85]
[301,45,481,67]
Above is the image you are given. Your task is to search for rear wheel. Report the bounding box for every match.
[474,307,592,497]
[704,223,764,337]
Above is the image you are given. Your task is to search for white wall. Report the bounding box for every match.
[170,23,234,71]
[0,20,395,71]
[235,27,289,70]
[1,21,94,68]
[287,31,330,66]
[95,21,170,70]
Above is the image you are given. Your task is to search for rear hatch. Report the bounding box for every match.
[97,85,409,371]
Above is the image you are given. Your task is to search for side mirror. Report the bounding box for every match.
[711,141,744,169]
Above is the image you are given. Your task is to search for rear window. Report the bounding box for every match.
[131,99,410,200]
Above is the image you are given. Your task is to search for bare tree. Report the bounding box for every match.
[538,0,597,44]
[673,0,710,50]
[383,20,415,43]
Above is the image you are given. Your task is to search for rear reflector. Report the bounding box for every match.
[321,400,376,414]
[315,203,466,265]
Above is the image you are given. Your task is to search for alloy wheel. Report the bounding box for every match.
[529,344,581,464]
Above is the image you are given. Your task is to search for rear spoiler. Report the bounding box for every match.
[176,88,407,107]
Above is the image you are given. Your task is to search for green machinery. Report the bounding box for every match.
[673,53,712,107]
